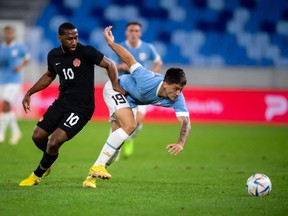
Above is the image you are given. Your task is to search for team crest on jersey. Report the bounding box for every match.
[73,58,81,67]
[139,52,146,61]
[11,49,19,57]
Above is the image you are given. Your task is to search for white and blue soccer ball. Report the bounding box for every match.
[246,173,272,196]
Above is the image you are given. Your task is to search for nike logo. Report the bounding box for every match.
[64,122,71,128]
[56,62,61,65]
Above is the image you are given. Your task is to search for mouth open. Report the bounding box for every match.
[70,47,76,51]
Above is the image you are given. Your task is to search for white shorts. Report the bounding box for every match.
[0,83,21,104]
[103,81,137,121]
[137,105,147,115]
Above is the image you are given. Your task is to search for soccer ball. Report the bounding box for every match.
[246,173,272,196]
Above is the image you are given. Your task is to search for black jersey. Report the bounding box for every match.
[47,43,104,118]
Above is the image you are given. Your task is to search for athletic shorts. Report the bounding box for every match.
[0,83,21,104]
[137,105,147,115]
[103,81,136,121]
[37,99,90,140]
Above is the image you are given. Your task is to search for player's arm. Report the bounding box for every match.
[103,26,137,69]
[14,58,30,72]
[116,63,129,72]
[22,70,56,113]
[98,56,126,96]
[166,116,191,155]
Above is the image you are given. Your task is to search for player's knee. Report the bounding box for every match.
[46,137,63,154]
[123,121,137,135]
[32,130,45,144]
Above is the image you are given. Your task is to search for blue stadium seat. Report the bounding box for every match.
[34,0,288,67]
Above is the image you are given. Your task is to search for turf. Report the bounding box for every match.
[0,120,287,216]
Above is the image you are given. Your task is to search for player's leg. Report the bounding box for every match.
[19,126,56,186]
[18,128,66,186]
[32,127,68,178]
[123,105,146,158]
[106,120,122,165]
[20,104,89,186]
[2,84,22,144]
[83,108,136,188]
[0,101,9,143]
[83,81,136,188]
[96,80,136,167]
[90,108,136,174]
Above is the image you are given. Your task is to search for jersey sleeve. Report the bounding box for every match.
[148,44,161,62]
[83,46,104,65]
[19,45,31,60]
[129,63,158,93]
[173,93,190,117]
[47,51,56,75]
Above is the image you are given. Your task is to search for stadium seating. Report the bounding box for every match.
[35,0,288,67]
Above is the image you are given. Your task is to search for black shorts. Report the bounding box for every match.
[37,100,91,140]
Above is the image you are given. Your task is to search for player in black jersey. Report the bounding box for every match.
[19,22,125,186]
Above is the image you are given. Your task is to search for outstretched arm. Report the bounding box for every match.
[22,70,56,113]
[166,116,191,155]
[103,26,137,69]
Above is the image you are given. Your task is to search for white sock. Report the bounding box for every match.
[0,112,10,137]
[94,128,129,166]
[106,149,121,167]
[8,111,20,135]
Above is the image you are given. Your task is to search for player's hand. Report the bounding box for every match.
[103,26,114,45]
[166,143,184,155]
[22,94,31,113]
[113,86,127,97]
[14,65,22,72]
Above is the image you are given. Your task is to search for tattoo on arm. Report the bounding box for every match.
[178,116,191,145]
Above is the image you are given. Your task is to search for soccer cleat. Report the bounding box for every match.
[83,176,96,188]
[89,165,112,180]
[42,167,52,177]
[19,172,41,186]
[123,139,134,158]
[9,132,22,145]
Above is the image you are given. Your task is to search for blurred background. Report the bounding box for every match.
[0,0,288,123]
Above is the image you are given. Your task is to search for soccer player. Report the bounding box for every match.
[19,22,125,186]
[83,26,190,188]
[0,26,30,145]
[111,21,163,159]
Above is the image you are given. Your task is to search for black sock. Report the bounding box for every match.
[34,152,58,177]
[34,138,48,152]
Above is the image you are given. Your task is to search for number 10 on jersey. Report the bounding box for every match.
[63,68,74,80]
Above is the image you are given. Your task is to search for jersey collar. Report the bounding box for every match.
[156,81,163,97]
[125,40,142,49]
[2,40,16,47]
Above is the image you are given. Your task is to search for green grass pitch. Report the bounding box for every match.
[0,120,287,216]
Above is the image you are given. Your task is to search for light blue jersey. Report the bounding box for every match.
[119,63,189,116]
[111,40,161,75]
[0,41,30,84]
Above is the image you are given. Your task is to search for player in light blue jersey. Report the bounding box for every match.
[110,21,163,159]
[0,26,30,144]
[83,26,190,188]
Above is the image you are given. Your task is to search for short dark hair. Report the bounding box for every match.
[3,26,14,31]
[58,22,76,35]
[164,68,187,86]
[126,21,142,29]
